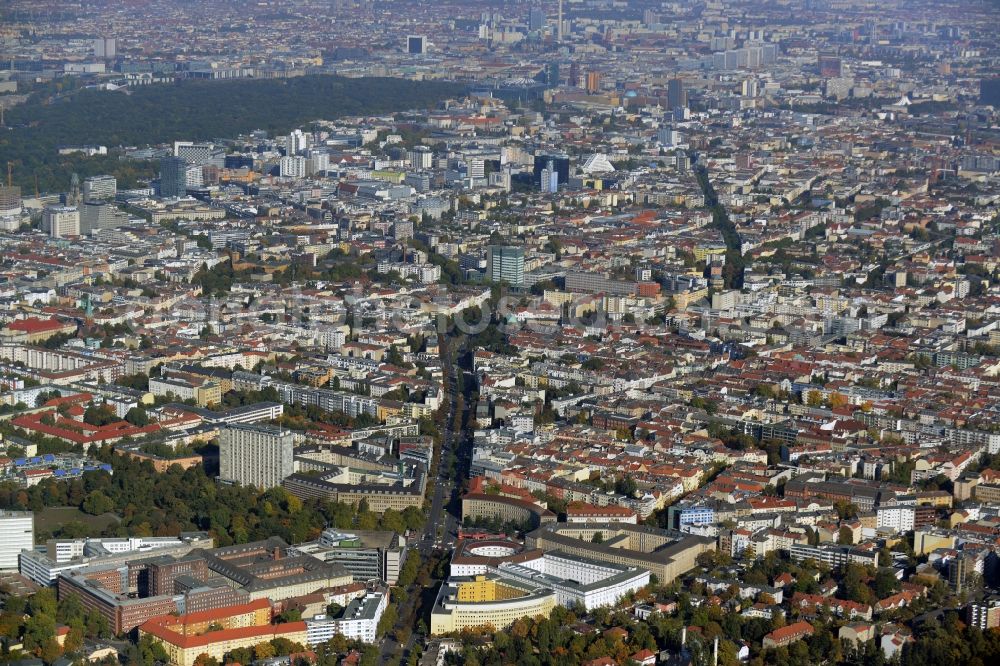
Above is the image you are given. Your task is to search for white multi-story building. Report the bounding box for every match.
[493,551,650,610]
[305,591,388,645]
[877,504,916,533]
[309,150,330,175]
[280,156,307,179]
[408,146,433,170]
[0,511,33,569]
[286,129,310,156]
[82,175,117,201]
[219,423,298,489]
[19,534,214,585]
[43,206,80,238]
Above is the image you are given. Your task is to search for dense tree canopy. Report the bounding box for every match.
[0,450,424,545]
[1,75,465,192]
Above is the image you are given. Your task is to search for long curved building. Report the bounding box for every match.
[430,573,556,635]
[461,493,557,529]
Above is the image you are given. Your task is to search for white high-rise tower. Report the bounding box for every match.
[557,0,563,42]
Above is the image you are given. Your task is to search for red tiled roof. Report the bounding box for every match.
[7,317,69,333]
[766,620,815,643]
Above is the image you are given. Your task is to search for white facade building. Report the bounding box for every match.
[493,551,650,610]
[43,207,80,238]
[877,504,916,533]
[280,156,307,178]
[219,423,298,489]
[0,511,33,569]
[306,591,388,645]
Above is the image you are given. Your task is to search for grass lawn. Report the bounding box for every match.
[34,506,119,540]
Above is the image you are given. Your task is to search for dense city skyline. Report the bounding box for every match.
[0,2,998,666]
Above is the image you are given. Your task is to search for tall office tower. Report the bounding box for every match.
[533,154,570,186]
[0,510,33,569]
[219,424,297,489]
[80,201,128,234]
[557,0,563,42]
[667,77,687,110]
[184,164,204,189]
[407,35,427,55]
[657,127,680,147]
[0,186,21,216]
[309,150,330,175]
[568,62,580,87]
[285,129,309,156]
[947,555,968,592]
[674,150,689,173]
[83,175,117,201]
[741,78,759,97]
[547,62,560,85]
[408,145,433,170]
[979,78,1000,106]
[487,246,526,288]
[529,6,545,31]
[43,206,80,238]
[393,219,414,242]
[643,9,659,27]
[93,37,116,58]
[540,160,558,193]
[489,168,511,192]
[159,156,188,198]
[585,71,601,93]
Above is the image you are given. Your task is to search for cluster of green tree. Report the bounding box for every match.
[854,198,890,222]
[581,473,639,498]
[775,96,899,116]
[275,400,378,431]
[137,440,198,460]
[321,249,372,282]
[461,514,534,536]
[124,407,151,426]
[193,260,246,297]
[695,166,745,289]
[34,389,63,407]
[530,490,568,516]
[199,637,306,666]
[0,402,29,416]
[82,403,118,427]
[0,588,110,663]
[220,385,281,408]
[40,331,77,350]
[450,305,516,355]
[754,244,821,279]
[839,563,901,604]
[0,451,421,544]
[2,75,465,192]
[447,546,977,666]
[447,605,680,666]
[898,611,1000,666]
[689,395,718,414]
[0,418,81,455]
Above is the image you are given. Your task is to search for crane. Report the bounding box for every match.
[5,161,11,188]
